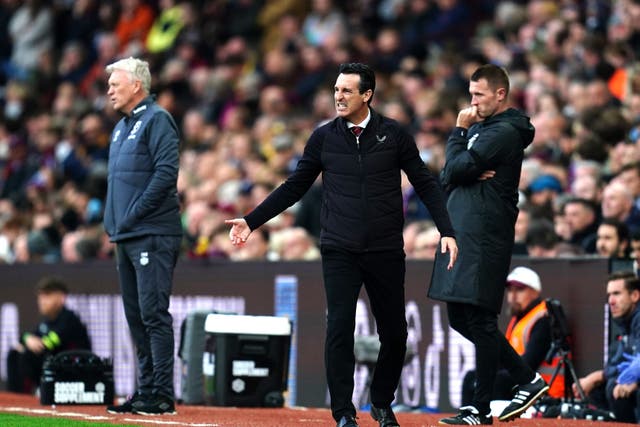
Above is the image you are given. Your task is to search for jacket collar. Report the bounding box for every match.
[339,108,381,133]
[128,96,155,119]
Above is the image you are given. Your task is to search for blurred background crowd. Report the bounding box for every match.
[0,0,639,265]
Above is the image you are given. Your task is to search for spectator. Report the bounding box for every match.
[409,225,441,260]
[270,226,320,261]
[513,204,531,256]
[562,197,600,254]
[113,0,155,55]
[461,266,565,406]
[5,0,54,81]
[302,0,347,50]
[525,218,564,257]
[229,228,273,261]
[573,272,640,423]
[631,230,640,278]
[596,217,630,259]
[602,179,640,234]
[616,162,640,211]
[6,276,91,393]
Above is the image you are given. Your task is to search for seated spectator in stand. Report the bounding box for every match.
[461,266,564,406]
[513,204,531,256]
[616,162,640,211]
[270,226,320,260]
[527,174,563,219]
[573,272,640,423]
[602,180,640,235]
[228,228,274,261]
[6,276,91,394]
[630,230,640,276]
[409,225,441,260]
[525,218,562,257]
[562,197,600,254]
[596,218,630,259]
[570,173,603,205]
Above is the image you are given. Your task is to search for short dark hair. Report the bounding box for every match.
[608,271,640,293]
[470,64,510,95]
[599,217,630,243]
[618,160,640,177]
[35,276,69,294]
[562,197,598,215]
[338,63,376,103]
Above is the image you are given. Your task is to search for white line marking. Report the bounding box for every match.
[0,406,219,426]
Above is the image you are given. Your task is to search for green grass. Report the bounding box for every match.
[0,413,140,426]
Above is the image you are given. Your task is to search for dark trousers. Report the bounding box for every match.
[605,377,640,423]
[447,302,534,411]
[7,348,43,393]
[321,247,407,421]
[462,369,517,406]
[116,234,181,399]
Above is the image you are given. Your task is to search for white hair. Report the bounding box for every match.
[105,57,151,93]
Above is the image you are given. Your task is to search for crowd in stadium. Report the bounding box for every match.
[0,0,639,265]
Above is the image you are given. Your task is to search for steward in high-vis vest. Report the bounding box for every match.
[505,299,564,398]
[461,266,563,406]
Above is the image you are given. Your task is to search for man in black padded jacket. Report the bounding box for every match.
[226,63,457,427]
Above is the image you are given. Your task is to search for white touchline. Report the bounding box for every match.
[0,407,219,427]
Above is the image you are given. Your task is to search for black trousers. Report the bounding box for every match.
[7,348,43,393]
[605,377,640,423]
[462,369,518,406]
[116,234,181,399]
[447,302,534,411]
[321,247,407,421]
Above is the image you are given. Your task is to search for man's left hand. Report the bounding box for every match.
[441,237,458,270]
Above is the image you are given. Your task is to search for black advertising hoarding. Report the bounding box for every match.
[0,258,609,412]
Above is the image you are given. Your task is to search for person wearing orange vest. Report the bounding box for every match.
[461,266,563,408]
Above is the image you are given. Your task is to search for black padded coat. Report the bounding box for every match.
[429,108,535,313]
[245,109,454,251]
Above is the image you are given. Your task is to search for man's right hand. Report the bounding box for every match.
[478,170,495,180]
[225,218,251,246]
[24,334,45,354]
[456,106,480,128]
[573,370,603,398]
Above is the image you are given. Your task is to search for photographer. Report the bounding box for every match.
[573,271,640,423]
[6,276,91,394]
[461,266,564,406]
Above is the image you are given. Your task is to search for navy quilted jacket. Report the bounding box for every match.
[104,97,182,242]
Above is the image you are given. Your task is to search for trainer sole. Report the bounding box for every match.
[133,410,177,416]
[497,385,549,422]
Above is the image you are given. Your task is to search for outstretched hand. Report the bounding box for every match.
[225,218,251,246]
[440,236,458,270]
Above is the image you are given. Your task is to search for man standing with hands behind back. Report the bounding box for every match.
[103,57,182,416]
[429,64,548,425]
[227,63,457,427]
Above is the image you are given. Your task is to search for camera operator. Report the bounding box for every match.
[573,271,640,423]
[462,266,564,406]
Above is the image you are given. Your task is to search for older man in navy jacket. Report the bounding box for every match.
[103,57,182,416]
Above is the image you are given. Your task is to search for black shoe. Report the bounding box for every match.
[439,406,493,425]
[106,391,146,414]
[498,373,549,422]
[336,415,358,427]
[132,394,176,415]
[371,405,400,426]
